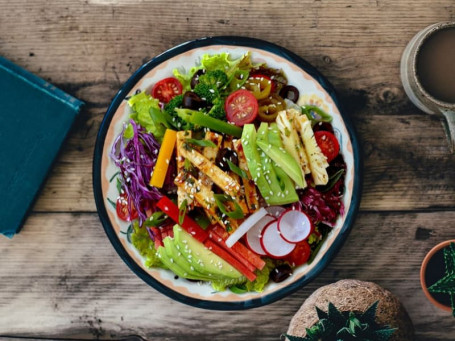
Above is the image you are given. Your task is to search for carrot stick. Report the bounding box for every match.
[204,240,256,282]
[208,231,256,273]
[211,225,265,270]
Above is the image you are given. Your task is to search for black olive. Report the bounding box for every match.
[270,264,293,283]
[279,85,300,103]
[190,69,206,89]
[182,91,205,110]
[215,148,238,172]
[312,121,334,133]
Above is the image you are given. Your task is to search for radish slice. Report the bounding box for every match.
[265,206,286,218]
[260,221,296,259]
[245,215,276,255]
[277,209,312,244]
[226,207,268,248]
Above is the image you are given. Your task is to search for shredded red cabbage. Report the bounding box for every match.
[110,120,163,225]
[146,226,156,242]
[296,179,345,226]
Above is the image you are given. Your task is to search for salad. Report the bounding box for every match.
[109,52,346,293]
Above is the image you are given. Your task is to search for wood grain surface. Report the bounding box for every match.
[1,0,454,340]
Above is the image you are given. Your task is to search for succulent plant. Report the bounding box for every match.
[284,301,396,341]
[428,242,455,317]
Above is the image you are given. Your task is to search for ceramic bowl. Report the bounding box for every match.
[93,36,362,310]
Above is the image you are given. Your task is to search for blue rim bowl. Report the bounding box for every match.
[93,36,362,310]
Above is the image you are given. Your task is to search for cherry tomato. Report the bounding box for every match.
[244,75,272,100]
[286,240,311,267]
[314,131,340,163]
[257,94,286,122]
[151,77,182,103]
[225,89,258,126]
[116,193,138,222]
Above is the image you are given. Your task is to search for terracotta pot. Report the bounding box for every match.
[420,240,455,312]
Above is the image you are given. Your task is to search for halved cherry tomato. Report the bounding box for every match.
[225,89,258,126]
[257,93,286,122]
[286,240,311,266]
[116,193,138,221]
[151,77,182,103]
[244,75,272,100]
[314,130,340,163]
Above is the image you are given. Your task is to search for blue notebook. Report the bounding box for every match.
[0,57,83,238]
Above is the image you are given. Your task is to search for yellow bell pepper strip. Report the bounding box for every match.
[150,129,177,188]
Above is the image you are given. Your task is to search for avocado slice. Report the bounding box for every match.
[253,123,299,204]
[173,225,242,279]
[163,236,213,281]
[157,246,202,280]
[256,123,305,188]
[256,123,284,197]
[242,124,285,205]
[268,123,299,203]
[268,123,282,147]
[241,124,272,197]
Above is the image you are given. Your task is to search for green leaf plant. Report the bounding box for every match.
[283,301,396,341]
[428,242,455,317]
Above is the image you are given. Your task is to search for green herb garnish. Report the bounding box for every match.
[192,212,211,229]
[179,199,188,225]
[184,158,192,171]
[144,211,167,227]
[214,194,244,219]
[227,160,248,179]
[185,138,217,148]
[321,169,345,192]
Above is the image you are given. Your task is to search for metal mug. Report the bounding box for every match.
[400,21,455,153]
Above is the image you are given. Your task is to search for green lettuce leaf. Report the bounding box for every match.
[123,123,134,139]
[130,222,164,269]
[236,51,264,71]
[211,276,247,292]
[127,91,166,140]
[173,52,247,91]
[199,53,241,76]
[245,259,275,292]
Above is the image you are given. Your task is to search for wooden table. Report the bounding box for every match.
[1,1,454,340]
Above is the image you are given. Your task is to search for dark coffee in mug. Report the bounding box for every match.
[416,27,455,103]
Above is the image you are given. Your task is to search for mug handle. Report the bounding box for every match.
[441,109,455,153]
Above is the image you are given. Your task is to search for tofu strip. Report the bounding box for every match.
[276,110,311,176]
[175,173,231,229]
[199,132,223,187]
[222,138,249,215]
[232,139,259,213]
[179,145,240,198]
[176,131,194,209]
[294,114,329,185]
